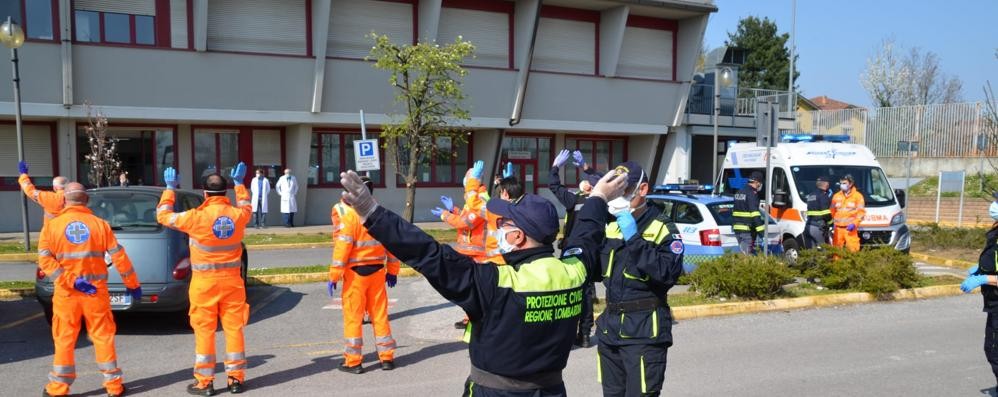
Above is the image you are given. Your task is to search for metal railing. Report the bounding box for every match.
[687,84,796,117]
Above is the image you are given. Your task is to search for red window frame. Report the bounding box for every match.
[531,5,600,76]
[309,130,387,188]
[74,122,179,187]
[70,0,167,48]
[0,120,58,191]
[18,0,60,43]
[622,14,679,81]
[394,135,473,188]
[440,0,515,70]
[499,132,555,194]
[563,135,628,187]
[190,126,285,189]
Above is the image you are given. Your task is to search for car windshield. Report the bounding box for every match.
[707,202,734,226]
[790,166,896,207]
[87,192,162,231]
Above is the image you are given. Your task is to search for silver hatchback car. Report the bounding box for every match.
[34,186,249,322]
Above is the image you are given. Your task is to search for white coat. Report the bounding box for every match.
[250,176,271,213]
[275,174,299,213]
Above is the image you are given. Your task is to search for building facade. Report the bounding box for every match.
[0,0,714,232]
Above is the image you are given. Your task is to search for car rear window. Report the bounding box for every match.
[88,192,162,231]
[708,203,734,226]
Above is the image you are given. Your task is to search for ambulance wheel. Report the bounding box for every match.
[782,237,800,265]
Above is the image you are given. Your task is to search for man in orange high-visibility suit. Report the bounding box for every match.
[831,174,866,253]
[433,161,489,263]
[157,163,252,396]
[38,182,141,397]
[328,176,400,374]
[17,160,67,230]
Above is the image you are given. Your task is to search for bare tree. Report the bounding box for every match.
[82,104,122,187]
[861,38,963,107]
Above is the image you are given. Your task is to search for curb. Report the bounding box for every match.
[0,288,35,299]
[671,284,964,320]
[248,267,421,286]
[0,253,36,263]
[246,243,331,251]
[910,252,975,270]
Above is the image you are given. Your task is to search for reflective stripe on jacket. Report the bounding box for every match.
[831,190,866,228]
[329,202,401,282]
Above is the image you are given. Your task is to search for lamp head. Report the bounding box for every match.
[0,19,25,49]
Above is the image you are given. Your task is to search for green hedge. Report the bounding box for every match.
[685,253,796,300]
[911,223,988,251]
[798,247,922,295]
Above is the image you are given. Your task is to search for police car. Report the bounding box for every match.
[647,184,783,273]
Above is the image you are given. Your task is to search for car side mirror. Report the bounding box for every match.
[894,188,906,208]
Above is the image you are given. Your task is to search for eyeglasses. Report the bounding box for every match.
[496,217,517,229]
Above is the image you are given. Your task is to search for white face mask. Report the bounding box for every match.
[607,197,632,216]
[840,183,850,192]
[496,227,519,254]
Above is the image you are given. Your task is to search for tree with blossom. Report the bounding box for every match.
[83,104,122,187]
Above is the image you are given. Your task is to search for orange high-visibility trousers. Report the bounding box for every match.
[341,269,396,367]
[46,291,124,396]
[833,226,861,252]
[189,274,249,386]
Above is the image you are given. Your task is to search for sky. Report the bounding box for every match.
[703,0,998,108]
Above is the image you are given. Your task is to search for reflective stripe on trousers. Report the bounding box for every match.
[48,364,76,385]
[345,337,363,356]
[375,335,397,352]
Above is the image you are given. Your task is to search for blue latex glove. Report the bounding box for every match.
[431,207,446,218]
[503,162,514,178]
[962,275,989,293]
[471,160,485,180]
[615,211,638,240]
[17,161,28,175]
[552,150,571,168]
[127,286,142,302]
[846,224,856,232]
[230,162,247,185]
[163,167,178,189]
[74,277,97,296]
[968,265,980,276]
[441,196,455,211]
[572,150,585,167]
[386,274,397,288]
[327,281,337,296]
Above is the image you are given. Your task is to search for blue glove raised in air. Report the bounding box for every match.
[962,275,989,293]
[127,286,142,302]
[386,274,397,288]
[327,281,337,296]
[503,162,514,178]
[17,161,28,175]
[572,150,585,167]
[230,162,247,185]
[430,207,446,218]
[74,277,97,296]
[846,224,856,232]
[471,160,485,180]
[163,167,178,189]
[440,196,455,211]
[615,211,638,241]
[968,265,980,276]
[552,150,571,168]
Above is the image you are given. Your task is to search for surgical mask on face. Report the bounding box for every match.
[607,196,631,216]
[990,201,998,221]
[496,227,519,254]
[840,183,850,192]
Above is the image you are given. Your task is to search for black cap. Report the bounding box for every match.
[612,161,647,189]
[816,176,828,182]
[749,171,764,182]
[486,194,560,244]
[584,172,604,186]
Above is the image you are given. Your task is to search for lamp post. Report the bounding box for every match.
[1,17,29,252]
[711,66,733,184]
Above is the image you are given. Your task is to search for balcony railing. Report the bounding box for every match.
[687,84,796,118]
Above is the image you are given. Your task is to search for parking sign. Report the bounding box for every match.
[353,139,380,172]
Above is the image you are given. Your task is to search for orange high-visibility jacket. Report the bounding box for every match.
[831,190,866,228]
[38,205,139,294]
[156,186,252,275]
[329,201,400,282]
[19,174,64,228]
[440,177,488,261]
[484,207,506,265]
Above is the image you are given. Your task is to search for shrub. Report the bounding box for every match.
[686,253,797,300]
[911,223,987,251]
[803,247,922,295]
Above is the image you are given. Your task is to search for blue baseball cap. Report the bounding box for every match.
[486,194,560,244]
[613,161,646,189]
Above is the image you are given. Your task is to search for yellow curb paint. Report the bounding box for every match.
[0,253,37,262]
[248,268,422,286]
[246,243,332,251]
[0,312,43,330]
[0,288,34,299]
[910,251,975,270]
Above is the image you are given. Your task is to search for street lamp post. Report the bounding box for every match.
[1,17,29,252]
[711,66,733,185]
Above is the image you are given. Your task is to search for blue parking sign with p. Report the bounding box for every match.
[353,139,381,172]
[359,141,375,157]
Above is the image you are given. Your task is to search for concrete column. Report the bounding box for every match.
[285,124,312,226]
[417,0,442,42]
[670,14,709,127]
[193,0,208,52]
[56,118,76,178]
[310,0,331,113]
[59,0,72,106]
[177,124,193,187]
[627,134,658,176]
[599,6,628,78]
[658,127,691,184]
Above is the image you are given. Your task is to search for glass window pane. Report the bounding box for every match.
[218,133,238,178]
[321,133,339,184]
[0,2,20,25]
[578,140,593,184]
[454,137,468,183]
[435,137,454,184]
[193,132,217,185]
[25,0,53,40]
[308,134,319,185]
[596,141,610,173]
[104,13,130,44]
[135,15,154,45]
[74,10,100,42]
[612,139,625,168]
[564,138,578,184]
[537,137,551,185]
[155,130,174,186]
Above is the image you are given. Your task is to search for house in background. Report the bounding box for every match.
[795,95,867,143]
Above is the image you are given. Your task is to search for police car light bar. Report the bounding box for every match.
[780,134,851,143]
[654,184,714,193]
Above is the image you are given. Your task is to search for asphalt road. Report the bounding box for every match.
[1,276,996,396]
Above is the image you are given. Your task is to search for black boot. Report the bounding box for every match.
[227,377,245,394]
[186,381,214,396]
[380,360,395,371]
[338,363,364,374]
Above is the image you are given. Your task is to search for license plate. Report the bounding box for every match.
[109,293,132,306]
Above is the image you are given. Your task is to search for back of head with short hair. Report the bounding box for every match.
[499,177,524,200]
[204,174,228,196]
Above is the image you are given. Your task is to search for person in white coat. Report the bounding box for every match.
[250,168,271,229]
[275,168,299,227]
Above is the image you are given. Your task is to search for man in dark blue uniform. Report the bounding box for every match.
[804,176,832,249]
[338,169,628,396]
[733,171,765,254]
[596,161,685,397]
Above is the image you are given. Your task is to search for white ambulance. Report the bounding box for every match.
[718,134,911,262]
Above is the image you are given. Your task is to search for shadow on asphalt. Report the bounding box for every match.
[394,341,467,369]
[75,354,277,397]
[388,302,455,322]
[248,355,339,390]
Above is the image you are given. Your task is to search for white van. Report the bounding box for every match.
[718,135,911,262]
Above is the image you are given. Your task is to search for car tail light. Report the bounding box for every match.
[699,229,722,247]
[150,295,159,303]
[36,267,45,281]
[173,258,191,281]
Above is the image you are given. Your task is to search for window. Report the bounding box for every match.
[500,135,552,194]
[328,0,414,59]
[207,0,308,56]
[616,16,676,80]
[76,126,176,187]
[0,122,56,190]
[673,202,703,224]
[531,7,598,75]
[563,136,626,186]
[252,129,284,184]
[395,136,470,187]
[309,132,384,187]
[0,0,57,41]
[437,2,512,69]
[74,9,156,45]
[193,130,240,188]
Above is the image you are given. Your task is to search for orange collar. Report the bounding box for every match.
[59,205,93,215]
[201,196,233,207]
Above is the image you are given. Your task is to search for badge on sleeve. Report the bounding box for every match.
[669,240,684,255]
[65,221,90,245]
[561,247,583,258]
[212,216,236,239]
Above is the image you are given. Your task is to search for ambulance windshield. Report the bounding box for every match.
[790,166,896,207]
